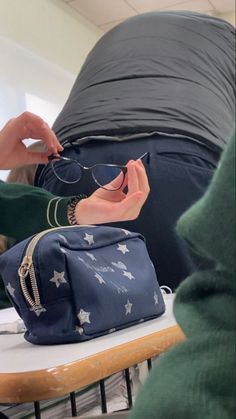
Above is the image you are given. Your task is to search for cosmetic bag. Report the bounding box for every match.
[0,225,165,345]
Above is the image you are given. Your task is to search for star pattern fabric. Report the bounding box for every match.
[94,272,106,284]
[30,304,47,317]
[49,271,67,288]
[117,244,129,254]
[121,229,131,235]
[125,299,133,315]
[123,271,135,280]
[6,282,15,297]
[110,281,128,294]
[58,234,68,244]
[83,233,95,245]
[78,309,91,325]
[60,247,69,254]
[86,252,97,261]
[111,261,127,270]
[154,292,159,305]
[75,326,84,335]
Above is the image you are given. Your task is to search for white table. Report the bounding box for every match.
[0,295,184,404]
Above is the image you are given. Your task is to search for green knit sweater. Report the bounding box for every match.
[0,182,72,308]
[0,182,72,241]
[130,132,235,419]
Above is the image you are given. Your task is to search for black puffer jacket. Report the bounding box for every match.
[53,11,235,153]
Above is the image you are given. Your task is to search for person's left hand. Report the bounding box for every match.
[0,112,63,169]
[74,159,150,224]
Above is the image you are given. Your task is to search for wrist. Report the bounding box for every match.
[73,198,88,225]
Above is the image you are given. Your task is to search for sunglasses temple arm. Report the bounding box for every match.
[137,151,150,164]
[48,154,63,162]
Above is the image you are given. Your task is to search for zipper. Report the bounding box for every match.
[18,225,93,314]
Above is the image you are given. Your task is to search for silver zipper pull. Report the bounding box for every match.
[17,225,95,310]
[18,255,32,278]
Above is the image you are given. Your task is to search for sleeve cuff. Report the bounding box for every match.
[46,197,71,227]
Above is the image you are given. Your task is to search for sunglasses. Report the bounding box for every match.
[48,151,149,191]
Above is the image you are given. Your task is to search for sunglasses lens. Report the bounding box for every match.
[51,159,82,184]
[92,165,125,190]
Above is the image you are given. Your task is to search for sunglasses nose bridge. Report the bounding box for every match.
[82,165,90,171]
[81,165,97,183]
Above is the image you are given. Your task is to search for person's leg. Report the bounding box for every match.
[35,137,218,289]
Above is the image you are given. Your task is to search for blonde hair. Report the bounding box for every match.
[7,141,46,185]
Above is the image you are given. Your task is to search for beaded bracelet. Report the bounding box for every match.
[67,195,87,225]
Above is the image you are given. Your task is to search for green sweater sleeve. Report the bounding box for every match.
[129,133,235,419]
[0,181,71,242]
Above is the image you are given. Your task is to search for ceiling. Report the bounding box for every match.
[63,0,235,32]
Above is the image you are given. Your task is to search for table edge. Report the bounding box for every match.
[0,325,184,403]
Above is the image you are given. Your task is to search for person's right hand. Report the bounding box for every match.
[75,159,150,225]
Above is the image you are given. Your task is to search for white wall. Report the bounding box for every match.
[0,0,102,180]
[0,0,103,74]
[0,34,76,180]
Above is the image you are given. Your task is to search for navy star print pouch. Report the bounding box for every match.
[0,225,165,345]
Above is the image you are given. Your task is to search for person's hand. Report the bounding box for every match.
[75,159,150,224]
[0,112,63,169]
